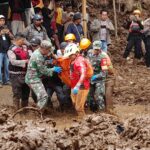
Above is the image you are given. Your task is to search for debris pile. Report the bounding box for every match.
[0,109,150,150]
[122,115,150,148]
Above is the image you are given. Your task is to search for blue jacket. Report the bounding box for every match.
[66,23,84,43]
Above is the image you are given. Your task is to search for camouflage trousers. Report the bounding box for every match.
[29,80,48,109]
[88,81,105,111]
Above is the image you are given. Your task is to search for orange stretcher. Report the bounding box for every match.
[56,57,71,87]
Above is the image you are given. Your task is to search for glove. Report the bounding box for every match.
[91,75,98,81]
[72,87,79,95]
[53,66,62,73]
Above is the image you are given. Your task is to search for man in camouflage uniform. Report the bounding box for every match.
[88,41,113,111]
[25,40,62,110]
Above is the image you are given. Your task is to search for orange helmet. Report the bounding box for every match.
[79,38,91,50]
[64,34,76,41]
[133,9,141,16]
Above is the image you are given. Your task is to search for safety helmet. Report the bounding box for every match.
[63,43,79,58]
[79,38,91,50]
[30,37,41,46]
[93,41,102,50]
[133,9,141,16]
[64,33,76,41]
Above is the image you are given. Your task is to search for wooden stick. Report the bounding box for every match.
[11,107,43,120]
[82,0,87,38]
[113,0,118,38]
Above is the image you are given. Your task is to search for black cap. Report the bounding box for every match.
[60,42,68,49]
[73,13,81,21]
[15,32,26,39]
[30,38,41,46]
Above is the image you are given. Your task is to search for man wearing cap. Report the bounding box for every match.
[25,40,62,110]
[8,33,30,111]
[88,41,113,112]
[66,12,84,43]
[29,37,41,53]
[123,9,143,65]
[0,15,14,87]
[23,14,50,42]
[56,42,68,57]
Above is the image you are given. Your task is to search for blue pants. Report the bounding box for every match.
[101,40,108,52]
[0,53,9,83]
[47,86,66,105]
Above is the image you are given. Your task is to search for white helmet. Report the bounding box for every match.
[63,43,80,58]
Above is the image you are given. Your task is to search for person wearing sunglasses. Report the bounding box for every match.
[23,14,50,43]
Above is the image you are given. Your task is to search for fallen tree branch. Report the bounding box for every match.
[11,107,43,120]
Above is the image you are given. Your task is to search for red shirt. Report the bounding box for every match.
[32,0,40,7]
[12,0,22,21]
[70,55,90,89]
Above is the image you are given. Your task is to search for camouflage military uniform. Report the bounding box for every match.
[25,49,54,109]
[88,52,108,111]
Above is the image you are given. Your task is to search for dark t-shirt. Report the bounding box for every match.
[23,0,31,9]
[42,7,55,37]
[0,34,11,53]
[42,7,53,27]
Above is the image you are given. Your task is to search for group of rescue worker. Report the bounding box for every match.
[7,31,115,116]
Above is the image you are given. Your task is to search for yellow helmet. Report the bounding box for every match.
[133,9,141,16]
[64,34,76,41]
[79,38,91,50]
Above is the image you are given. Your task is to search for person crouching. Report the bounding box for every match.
[7,33,30,111]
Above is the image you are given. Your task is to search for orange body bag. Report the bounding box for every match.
[56,57,71,87]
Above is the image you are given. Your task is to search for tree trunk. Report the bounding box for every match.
[82,0,87,38]
[113,0,118,38]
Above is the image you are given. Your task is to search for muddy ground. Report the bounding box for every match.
[0,12,150,149]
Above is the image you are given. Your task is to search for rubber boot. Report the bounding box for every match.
[105,77,115,112]
[20,100,28,114]
[13,97,20,111]
[21,100,28,108]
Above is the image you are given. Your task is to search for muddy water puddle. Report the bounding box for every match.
[0,86,149,130]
